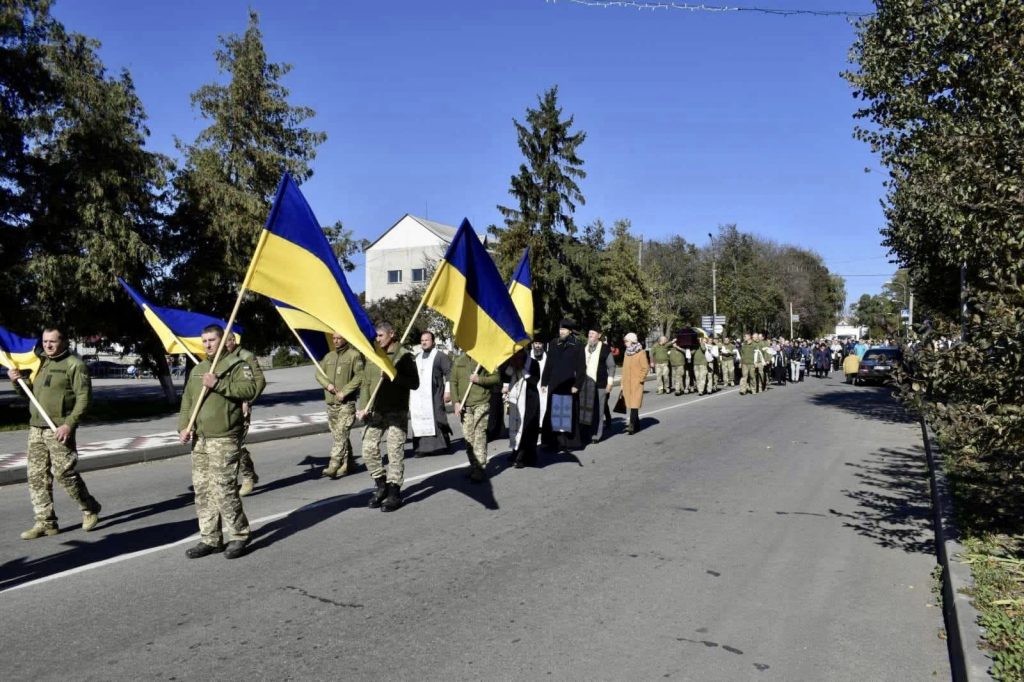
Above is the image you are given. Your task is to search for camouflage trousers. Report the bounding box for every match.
[694,364,709,394]
[362,412,407,486]
[462,403,490,468]
[740,364,759,394]
[26,427,99,526]
[327,402,357,469]
[670,366,686,393]
[238,412,257,483]
[655,365,670,393]
[192,435,250,546]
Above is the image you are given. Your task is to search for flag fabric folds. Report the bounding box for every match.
[244,174,396,379]
[508,247,534,339]
[424,218,530,372]
[0,326,41,377]
[272,299,333,363]
[118,278,238,359]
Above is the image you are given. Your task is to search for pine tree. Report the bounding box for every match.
[167,10,329,351]
[491,86,590,338]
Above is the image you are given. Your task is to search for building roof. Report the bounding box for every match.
[365,214,458,252]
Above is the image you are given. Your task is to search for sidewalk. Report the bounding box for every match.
[0,365,648,485]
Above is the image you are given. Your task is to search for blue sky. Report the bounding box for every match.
[52,0,892,310]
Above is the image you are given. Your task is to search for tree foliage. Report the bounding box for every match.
[848,1,1024,541]
[490,86,596,337]
[165,10,330,352]
[0,0,168,341]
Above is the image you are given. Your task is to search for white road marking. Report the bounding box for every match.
[2,389,743,595]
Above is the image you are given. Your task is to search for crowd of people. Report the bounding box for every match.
[6,319,893,560]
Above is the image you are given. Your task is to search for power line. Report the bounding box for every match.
[548,0,873,18]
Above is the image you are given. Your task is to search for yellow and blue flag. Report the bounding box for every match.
[118,278,238,360]
[423,218,530,372]
[272,299,333,362]
[0,326,41,378]
[243,173,396,379]
[508,247,533,339]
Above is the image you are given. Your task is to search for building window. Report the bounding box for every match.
[411,268,426,283]
[387,270,402,284]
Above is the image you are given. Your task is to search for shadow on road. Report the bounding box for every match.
[0,517,197,592]
[809,384,914,425]
[830,445,935,554]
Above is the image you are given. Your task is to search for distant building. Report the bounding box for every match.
[364,214,469,303]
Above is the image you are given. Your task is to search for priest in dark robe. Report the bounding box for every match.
[541,318,585,453]
[410,331,452,457]
[504,347,541,468]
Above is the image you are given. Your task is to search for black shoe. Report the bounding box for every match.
[380,483,402,512]
[468,466,486,483]
[368,477,387,509]
[224,540,247,560]
[513,458,526,469]
[185,542,224,559]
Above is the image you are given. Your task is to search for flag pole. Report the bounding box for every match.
[1,350,58,433]
[362,262,443,416]
[17,378,58,433]
[183,231,269,435]
[284,324,328,378]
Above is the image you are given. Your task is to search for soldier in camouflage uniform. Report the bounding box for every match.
[451,354,500,482]
[224,331,266,497]
[178,325,258,560]
[667,341,686,396]
[316,333,364,478]
[8,327,101,539]
[650,336,670,394]
[356,321,419,512]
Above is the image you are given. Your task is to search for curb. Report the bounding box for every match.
[920,419,994,681]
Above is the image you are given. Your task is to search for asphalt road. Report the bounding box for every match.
[0,375,950,681]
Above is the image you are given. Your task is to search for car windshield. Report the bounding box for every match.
[863,350,899,362]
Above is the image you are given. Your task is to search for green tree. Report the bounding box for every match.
[166,10,331,352]
[490,86,591,337]
[597,219,653,343]
[0,0,168,344]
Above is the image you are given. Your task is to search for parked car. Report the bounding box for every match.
[86,360,129,378]
[856,347,902,384]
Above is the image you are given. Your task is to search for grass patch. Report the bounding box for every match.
[0,398,178,432]
[961,535,1024,681]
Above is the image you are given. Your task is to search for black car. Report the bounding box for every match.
[857,347,902,384]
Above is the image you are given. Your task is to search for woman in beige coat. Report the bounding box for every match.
[620,332,650,434]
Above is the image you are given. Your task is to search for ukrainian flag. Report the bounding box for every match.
[243,174,396,379]
[272,299,333,362]
[118,278,238,361]
[508,247,533,339]
[423,218,530,372]
[0,326,41,378]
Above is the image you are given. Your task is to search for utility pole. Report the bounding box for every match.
[638,236,643,267]
[708,233,717,335]
[909,292,914,335]
[789,301,794,340]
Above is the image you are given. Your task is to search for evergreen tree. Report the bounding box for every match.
[490,86,589,337]
[167,10,329,352]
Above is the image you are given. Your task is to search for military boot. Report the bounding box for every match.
[380,483,402,512]
[468,465,486,483]
[239,479,255,497]
[368,476,387,509]
[82,502,102,532]
[21,523,59,540]
[321,463,339,478]
[335,457,356,477]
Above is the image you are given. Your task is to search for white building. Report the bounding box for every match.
[363,214,466,302]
